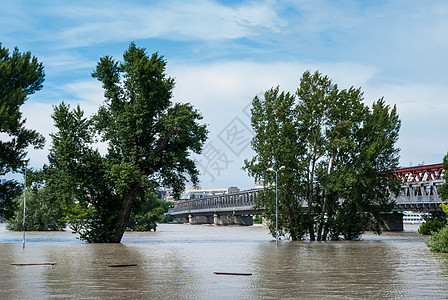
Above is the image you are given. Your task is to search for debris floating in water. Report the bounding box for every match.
[214,272,252,276]
[108,264,138,268]
[10,263,56,266]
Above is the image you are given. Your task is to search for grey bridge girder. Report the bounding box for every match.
[392,179,444,212]
[171,180,445,223]
[170,189,259,215]
[169,189,259,225]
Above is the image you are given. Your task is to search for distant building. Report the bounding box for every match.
[253,181,264,189]
[157,189,169,202]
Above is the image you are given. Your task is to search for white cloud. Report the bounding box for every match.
[38,0,283,48]
[170,60,378,115]
[61,80,105,112]
[168,60,382,188]
[39,52,97,74]
[169,59,448,187]
[4,0,448,188]
[16,54,448,187]
[362,83,448,166]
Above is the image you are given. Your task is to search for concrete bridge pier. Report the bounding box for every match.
[188,214,213,224]
[172,216,189,224]
[381,212,403,231]
[213,214,253,226]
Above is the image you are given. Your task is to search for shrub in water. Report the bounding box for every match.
[253,215,263,224]
[419,219,445,235]
[425,226,448,253]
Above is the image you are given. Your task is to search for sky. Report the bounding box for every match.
[1,0,448,190]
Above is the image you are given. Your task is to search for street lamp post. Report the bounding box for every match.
[22,158,29,249]
[268,165,285,247]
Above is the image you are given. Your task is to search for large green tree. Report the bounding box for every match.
[0,44,45,218]
[295,70,339,240]
[244,87,307,240]
[47,43,207,242]
[323,98,401,240]
[245,70,401,241]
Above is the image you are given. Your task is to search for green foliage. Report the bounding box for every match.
[439,154,448,202]
[245,70,401,241]
[253,215,262,224]
[424,152,448,251]
[128,192,163,231]
[0,44,45,217]
[128,208,163,231]
[128,194,174,230]
[58,202,95,234]
[6,186,66,231]
[44,43,207,243]
[0,180,21,219]
[159,200,174,223]
[422,211,447,224]
[425,226,448,253]
[244,86,307,240]
[439,154,448,219]
[442,203,448,216]
[419,220,446,235]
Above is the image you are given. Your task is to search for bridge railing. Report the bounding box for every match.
[172,179,446,215]
[171,189,259,214]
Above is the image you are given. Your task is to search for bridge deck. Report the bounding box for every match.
[172,179,445,216]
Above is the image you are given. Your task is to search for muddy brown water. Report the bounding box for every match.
[1,223,447,299]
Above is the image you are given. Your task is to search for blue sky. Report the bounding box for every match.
[1,0,448,189]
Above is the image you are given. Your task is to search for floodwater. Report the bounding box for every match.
[1,223,447,299]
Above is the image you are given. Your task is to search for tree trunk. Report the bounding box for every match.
[317,194,327,241]
[317,156,333,241]
[322,223,329,241]
[110,182,140,243]
[287,204,297,241]
[308,137,318,241]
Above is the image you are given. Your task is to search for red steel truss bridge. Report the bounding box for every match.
[392,163,445,211]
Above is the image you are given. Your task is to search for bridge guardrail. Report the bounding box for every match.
[170,189,259,215]
[172,179,446,215]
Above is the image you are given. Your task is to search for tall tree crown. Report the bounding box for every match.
[0,44,45,173]
[245,70,401,241]
[43,43,207,242]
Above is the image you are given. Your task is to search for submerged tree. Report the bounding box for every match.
[127,191,164,232]
[46,43,207,242]
[0,44,45,218]
[426,154,448,252]
[326,99,400,240]
[6,185,66,231]
[245,70,401,241]
[244,87,307,240]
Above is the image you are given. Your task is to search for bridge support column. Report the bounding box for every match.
[172,216,189,224]
[213,214,253,226]
[213,213,219,225]
[382,212,403,231]
[188,214,213,225]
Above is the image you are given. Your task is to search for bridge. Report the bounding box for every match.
[170,163,446,227]
[391,163,444,211]
[170,189,259,225]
